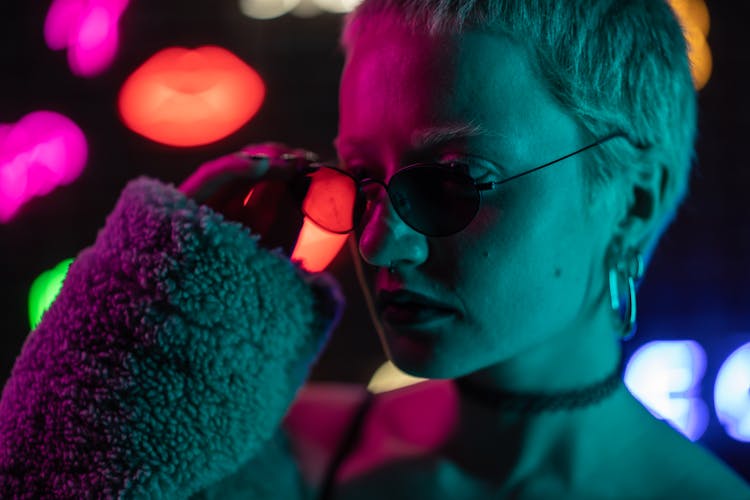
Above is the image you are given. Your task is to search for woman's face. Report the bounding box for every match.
[336,17,618,379]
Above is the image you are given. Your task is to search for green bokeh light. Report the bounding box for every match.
[28,258,74,330]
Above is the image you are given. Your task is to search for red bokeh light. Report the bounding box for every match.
[118,46,265,147]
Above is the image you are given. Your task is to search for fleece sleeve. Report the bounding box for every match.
[0,176,344,499]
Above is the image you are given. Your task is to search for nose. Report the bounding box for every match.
[358,187,428,271]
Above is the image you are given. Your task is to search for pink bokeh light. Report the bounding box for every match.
[0,111,88,223]
[44,0,130,77]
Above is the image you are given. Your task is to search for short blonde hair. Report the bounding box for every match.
[341,0,697,261]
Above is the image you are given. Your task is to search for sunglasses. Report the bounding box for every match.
[292,133,624,238]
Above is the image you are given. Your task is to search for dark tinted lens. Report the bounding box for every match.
[389,165,479,236]
[301,166,358,233]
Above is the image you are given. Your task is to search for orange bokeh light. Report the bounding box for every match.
[118,46,265,147]
[684,27,713,91]
[668,0,712,90]
[669,0,710,36]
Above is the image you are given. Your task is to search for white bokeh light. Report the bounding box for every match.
[714,342,750,442]
[367,360,428,394]
[291,0,323,18]
[239,0,361,18]
[312,0,362,14]
[624,340,709,441]
[238,0,301,20]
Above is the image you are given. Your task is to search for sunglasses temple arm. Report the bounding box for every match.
[491,133,625,187]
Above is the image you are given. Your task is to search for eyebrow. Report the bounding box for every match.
[410,123,505,150]
[333,122,506,156]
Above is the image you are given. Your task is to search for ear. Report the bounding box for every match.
[612,164,669,254]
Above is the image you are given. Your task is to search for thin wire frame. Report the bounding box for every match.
[473,132,627,191]
[303,132,627,236]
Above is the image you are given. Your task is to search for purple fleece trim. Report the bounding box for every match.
[0,177,344,498]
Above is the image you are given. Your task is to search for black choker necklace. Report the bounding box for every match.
[453,352,624,413]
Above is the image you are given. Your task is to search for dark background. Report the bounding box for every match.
[1,0,748,482]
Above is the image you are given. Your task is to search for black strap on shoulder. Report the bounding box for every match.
[316,390,375,500]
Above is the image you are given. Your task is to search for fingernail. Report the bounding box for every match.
[234,151,266,162]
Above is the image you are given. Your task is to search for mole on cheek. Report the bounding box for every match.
[554,268,562,278]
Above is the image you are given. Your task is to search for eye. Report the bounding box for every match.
[442,160,470,174]
[439,159,493,181]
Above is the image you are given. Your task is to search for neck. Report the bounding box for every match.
[441,383,634,489]
[442,297,628,487]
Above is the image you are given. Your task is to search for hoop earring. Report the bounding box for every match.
[608,248,644,340]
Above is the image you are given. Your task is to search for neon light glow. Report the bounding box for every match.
[0,111,88,223]
[238,0,300,20]
[290,217,349,272]
[367,360,428,394]
[668,0,712,90]
[624,340,709,441]
[714,342,750,442]
[28,258,74,330]
[238,0,362,18]
[311,0,362,14]
[44,0,130,77]
[118,46,265,147]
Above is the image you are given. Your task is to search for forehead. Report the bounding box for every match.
[336,15,564,163]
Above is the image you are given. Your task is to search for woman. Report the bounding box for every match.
[184,1,750,497]
[1,0,748,498]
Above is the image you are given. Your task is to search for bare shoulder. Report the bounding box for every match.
[610,405,750,499]
[647,427,750,498]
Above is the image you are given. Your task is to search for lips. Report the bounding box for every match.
[377,289,459,328]
[118,46,265,147]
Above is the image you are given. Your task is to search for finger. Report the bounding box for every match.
[180,153,270,202]
[290,148,320,163]
[256,152,313,182]
[238,142,292,158]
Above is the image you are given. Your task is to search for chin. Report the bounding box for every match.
[384,334,466,380]
[378,317,508,380]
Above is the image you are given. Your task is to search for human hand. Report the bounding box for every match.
[180,142,319,256]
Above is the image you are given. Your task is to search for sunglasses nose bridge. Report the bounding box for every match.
[356,180,433,270]
[357,176,415,232]
[310,165,481,238]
